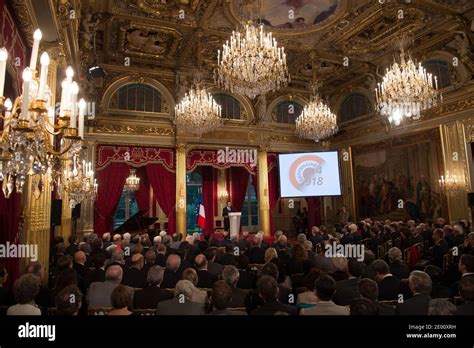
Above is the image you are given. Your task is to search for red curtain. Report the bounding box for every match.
[134,166,150,214]
[147,164,176,235]
[230,167,249,212]
[201,166,216,234]
[0,189,21,288]
[94,163,129,236]
[306,197,322,233]
[268,155,280,235]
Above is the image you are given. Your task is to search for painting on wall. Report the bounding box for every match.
[353,130,445,221]
[233,0,339,29]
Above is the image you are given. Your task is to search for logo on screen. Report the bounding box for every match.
[289,155,326,192]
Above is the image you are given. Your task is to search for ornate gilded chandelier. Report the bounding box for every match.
[0,29,86,198]
[175,82,222,136]
[59,154,97,207]
[216,20,289,99]
[295,82,338,142]
[124,168,140,192]
[375,48,441,126]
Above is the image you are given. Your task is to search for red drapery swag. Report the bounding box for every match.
[230,167,249,213]
[134,166,150,214]
[0,189,21,288]
[201,166,217,235]
[268,155,280,235]
[306,197,322,232]
[146,164,176,235]
[94,163,130,237]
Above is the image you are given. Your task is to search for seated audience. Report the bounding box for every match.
[88,265,125,308]
[133,266,173,309]
[221,265,249,308]
[358,278,395,315]
[387,247,410,280]
[209,280,246,315]
[397,271,432,315]
[457,276,474,315]
[250,275,297,315]
[108,285,132,316]
[428,298,457,315]
[122,254,147,289]
[350,297,379,315]
[182,268,208,304]
[7,274,41,315]
[0,265,14,306]
[372,260,401,301]
[194,254,218,288]
[162,254,182,289]
[157,280,205,315]
[300,274,349,315]
[55,285,82,316]
[333,259,364,306]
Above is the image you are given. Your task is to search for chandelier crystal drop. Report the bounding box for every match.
[295,85,338,142]
[216,21,290,99]
[60,154,97,207]
[174,84,222,136]
[124,168,140,192]
[375,49,441,126]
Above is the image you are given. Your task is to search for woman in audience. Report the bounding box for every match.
[108,285,132,316]
[7,274,41,315]
[53,268,78,297]
[286,244,308,276]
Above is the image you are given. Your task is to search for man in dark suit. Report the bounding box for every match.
[217,244,237,266]
[430,228,449,269]
[73,251,91,288]
[333,259,364,306]
[236,254,256,289]
[195,254,218,288]
[208,280,247,315]
[237,231,251,254]
[205,247,223,277]
[133,265,173,309]
[424,265,451,298]
[397,270,432,315]
[250,275,297,315]
[143,250,157,275]
[122,254,147,288]
[222,201,233,232]
[359,278,395,315]
[87,254,106,284]
[373,260,401,301]
[388,247,410,280]
[157,280,205,315]
[457,275,474,315]
[0,266,14,307]
[248,235,266,264]
[155,244,167,267]
[66,235,79,256]
[161,254,182,289]
[221,265,249,308]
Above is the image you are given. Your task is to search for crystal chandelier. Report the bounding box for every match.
[295,82,338,142]
[375,48,441,126]
[59,154,97,207]
[124,169,140,192]
[175,82,221,136]
[216,20,290,99]
[0,29,87,198]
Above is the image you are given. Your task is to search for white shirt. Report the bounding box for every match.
[7,303,41,316]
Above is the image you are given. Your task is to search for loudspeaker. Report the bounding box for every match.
[468,192,474,207]
[72,203,81,220]
[51,199,62,227]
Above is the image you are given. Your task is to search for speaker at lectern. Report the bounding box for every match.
[228,212,241,239]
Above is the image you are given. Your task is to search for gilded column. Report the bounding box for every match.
[439,122,472,222]
[339,147,356,221]
[257,148,270,236]
[78,140,96,235]
[217,169,227,227]
[176,144,187,234]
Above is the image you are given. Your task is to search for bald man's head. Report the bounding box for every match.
[74,251,86,265]
[166,254,181,272]
[105,265,123,283]
[194,254,207,270]
[131,253,144,269]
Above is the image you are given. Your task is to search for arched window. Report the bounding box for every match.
[339,93,371,123]
[109,83,162,113]
[213,93,241,119]
[423,60,451,89]
[275,101,303,124]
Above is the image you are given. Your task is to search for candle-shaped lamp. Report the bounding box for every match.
[59,79,68,116]
[3,98,12,132]
[30,29,42,71]
[66,66,74,83]
[21,67,33,120]
[70,81,79,128]
[78,98,86,139]
[0,48,8,98]
[37,52,50,100]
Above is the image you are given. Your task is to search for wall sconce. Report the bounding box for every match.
[219,190,229,200]
[439,171,465,192]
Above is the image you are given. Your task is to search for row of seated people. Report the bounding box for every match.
[1,217,473,315]
[3,262,473,316]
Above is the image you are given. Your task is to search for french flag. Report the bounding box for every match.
[197,203,206,230]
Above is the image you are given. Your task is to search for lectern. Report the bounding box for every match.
[228,212,241,239]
